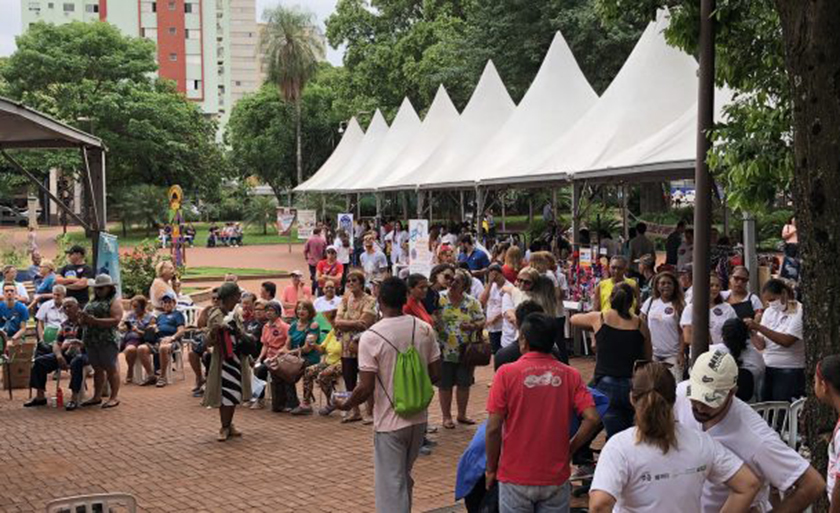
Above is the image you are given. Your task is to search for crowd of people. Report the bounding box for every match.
[0,215,826,513]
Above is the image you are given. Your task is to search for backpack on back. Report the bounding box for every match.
[369,318,434,417]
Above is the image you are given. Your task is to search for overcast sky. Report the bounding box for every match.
[0,0,345,65]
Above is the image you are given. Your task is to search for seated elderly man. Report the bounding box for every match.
[1,265,29,304]
[25,297,88,410]
[34,285,68,355]
[142,292,186,388]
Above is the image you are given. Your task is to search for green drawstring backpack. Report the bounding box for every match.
[368,318,434,417]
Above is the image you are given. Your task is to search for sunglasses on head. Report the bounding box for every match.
[516,278,532,285]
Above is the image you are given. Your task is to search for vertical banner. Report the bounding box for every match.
[297,209,317,240]
[337,213,354,249]
[579,246,592,269]
[408,219,432,277]
[276,206,297,235]
[96,232,122,298]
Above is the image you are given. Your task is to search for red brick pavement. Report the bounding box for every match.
[0,355,596,512]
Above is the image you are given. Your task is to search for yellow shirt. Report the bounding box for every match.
[599,277,638,312]
[322,330,342,366]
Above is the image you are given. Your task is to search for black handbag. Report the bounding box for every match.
[460,331,492,367]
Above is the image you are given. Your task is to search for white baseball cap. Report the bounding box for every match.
[686,350,739,408]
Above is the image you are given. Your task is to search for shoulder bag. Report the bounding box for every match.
[460,329,492,367]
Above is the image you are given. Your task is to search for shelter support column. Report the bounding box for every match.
[375,194,382,221]
[528,197,533,226]
[402,192,408,220]
[690,0,716,363]
[476,188,485,239]
[552,188,557,224]
[743,213,758,294]
[356,193,361,218]
[460,191,465,223]
[417,191,425,218]
[622,183,630,240]
[501,192,506,232]
[429,191,434,224]
[345,195,351,213]
[321,195,327,223]
[572,182,581,245]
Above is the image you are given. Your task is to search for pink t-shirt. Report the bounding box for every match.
[281,284,312,318]
[304,236,327,266]
[358,315,441,433]
[487,352,594,486]
[260,319,290,359]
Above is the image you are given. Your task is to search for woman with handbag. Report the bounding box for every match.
[436,269,486,429]
[280,299,320,412]
[332,270,376,423]
[252,301,289,410]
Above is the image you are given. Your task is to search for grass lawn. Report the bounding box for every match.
[64,222,303,248]
[182,266,283,279]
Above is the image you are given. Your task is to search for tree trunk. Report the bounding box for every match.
[639,182,668,214]
[295,99,303,186]
[776,1,840,500]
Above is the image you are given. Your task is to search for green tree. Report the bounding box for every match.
[244,195,278,235]
[260,6,326,185]
[0,22,227,194]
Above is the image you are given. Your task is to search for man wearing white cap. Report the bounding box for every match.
[674,350,824,512]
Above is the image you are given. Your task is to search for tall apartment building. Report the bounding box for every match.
[20,0,260,126]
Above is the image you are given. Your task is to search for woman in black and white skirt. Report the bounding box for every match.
[202,283,252,441]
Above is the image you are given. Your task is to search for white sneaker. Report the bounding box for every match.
[250,399,264,410]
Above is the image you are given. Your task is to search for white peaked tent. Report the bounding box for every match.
[295,117,364,192]
[381,61,515,191]
[306,109,390,192]
[482,11,699,186]
[455,31,598,188]
[369,85,460,191]
[326,97,422,193]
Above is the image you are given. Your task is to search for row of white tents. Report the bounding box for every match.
[296,10,729,195]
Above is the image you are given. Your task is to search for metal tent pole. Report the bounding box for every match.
[460,191,465,223]
[572,182,581,245]
[690,0,716,363]
[501,191,506,232]
[743,213,758,294]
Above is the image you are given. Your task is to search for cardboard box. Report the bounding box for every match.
[2,342,35,390]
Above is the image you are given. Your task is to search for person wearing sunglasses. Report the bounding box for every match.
[499,268,536,350]
[722,266,764,320]
[640,271,686,382]
[590,361,761,513]
[571,282,651,438]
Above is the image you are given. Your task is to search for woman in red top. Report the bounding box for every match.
[403,273,434,325]
[502,246,524,283]
[251,302,289,409]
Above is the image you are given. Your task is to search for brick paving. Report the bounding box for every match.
[0,355,596,512]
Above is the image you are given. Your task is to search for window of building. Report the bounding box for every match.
[168,1,176,11]
[85,4,99,13]
[48,2,53,7]
[169,53,178,62]
[28,2,41,12]
[63,3,75,12]
[185,29,200,40]
[152,2,157,12]
[184,2,194,13]
[169,27,177,35]
[235,81,241,86]
[190,80,202,91]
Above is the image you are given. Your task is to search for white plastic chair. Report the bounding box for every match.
[786,397,806,450]
[46,492,136,513]
[751,401,791,436]
[182,306,201,328]
[166,341,186,384]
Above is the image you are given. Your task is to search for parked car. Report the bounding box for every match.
[0,206,28,227]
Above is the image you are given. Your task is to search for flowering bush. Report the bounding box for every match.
[120,240,165,298]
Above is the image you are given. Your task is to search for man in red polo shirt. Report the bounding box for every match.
[486,312,600,512]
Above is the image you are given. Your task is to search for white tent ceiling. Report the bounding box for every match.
[481,11,701,186]
[380,61,515,191]
[363,85,461,192]
[328,97,422,193]
[295,117,364,192]
[307,109,390,192]
[442,31,598,190]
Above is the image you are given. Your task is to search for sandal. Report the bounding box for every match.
[341,413,362,424]
[457,417,476,425]
[81,399,102,407]
[102,400,120,409]
[442,419,456,429]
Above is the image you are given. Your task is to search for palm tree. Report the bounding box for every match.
[245,195,278,235]
[260,6,325,186]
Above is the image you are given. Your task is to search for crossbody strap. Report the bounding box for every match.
[366,318,417,410]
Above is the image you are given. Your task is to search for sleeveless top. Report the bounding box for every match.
[599,277,638,313]
[594,315,646,379]
[83,297,117,349]
[730,293,758,320]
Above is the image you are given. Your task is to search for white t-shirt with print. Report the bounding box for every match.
[674,381,811,512]
[828,421,840,503]
[333,237,351,264]
[679,302,738,345]
[485,282,508,333]
[314,295,342,313]
[500,288,525,348]
[760,302,804,369]
[591,423,742,513]
[641,298,682,359]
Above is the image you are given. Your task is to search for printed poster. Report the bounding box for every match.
[579,246,592,269]
[297,209,317,240]
[276,207,297,236]
[337,213,354,249]
[409,219,432,277]
[96,232,122,298]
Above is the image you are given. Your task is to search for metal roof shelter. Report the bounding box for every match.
[0,97,107,265]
